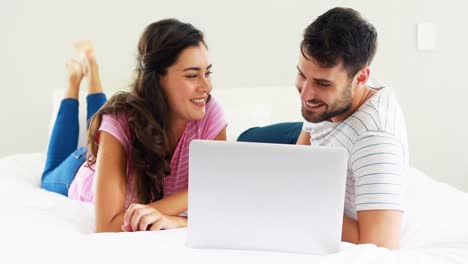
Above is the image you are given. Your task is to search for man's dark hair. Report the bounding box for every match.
[301,7,377,77]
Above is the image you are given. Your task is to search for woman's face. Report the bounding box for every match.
[160,43,212,122]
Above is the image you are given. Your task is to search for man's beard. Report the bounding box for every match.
[301,85,352,123]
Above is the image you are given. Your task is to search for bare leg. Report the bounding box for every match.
[73,41,107,126]
[74,41,103,95]
[84,48,103,94]
[64,59,84,99]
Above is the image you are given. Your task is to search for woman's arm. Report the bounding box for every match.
[146,127,227,215]
[342,210,403,249]
[94,131,128,232]
[147,189,188,216]
[213,127,227,141]
[94,133,190,232]
[123,128,228,231]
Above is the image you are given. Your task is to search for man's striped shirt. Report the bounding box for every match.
[303,86,409,219]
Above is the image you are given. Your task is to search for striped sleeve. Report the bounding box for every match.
[302,121,313,132]
[200,96,228,140]
[98,114,131,153]
[350,131,406,212]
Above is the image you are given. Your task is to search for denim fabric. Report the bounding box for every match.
[237,122,303,145]
[41,93,106,196]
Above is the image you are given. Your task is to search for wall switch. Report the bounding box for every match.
[417,23,437,51]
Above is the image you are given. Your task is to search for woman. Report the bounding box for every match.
[41,19,227,233]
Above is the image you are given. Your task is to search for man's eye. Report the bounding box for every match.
[205,71,213,77]
[318,82,330,87]
[186,75,197,78]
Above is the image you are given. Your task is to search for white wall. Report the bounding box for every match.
[1,0,467,192]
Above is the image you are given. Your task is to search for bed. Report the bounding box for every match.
[2,87,468,263]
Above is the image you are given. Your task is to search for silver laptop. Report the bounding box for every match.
[186,140,347,255]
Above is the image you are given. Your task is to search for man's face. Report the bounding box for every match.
[295,53,355,123]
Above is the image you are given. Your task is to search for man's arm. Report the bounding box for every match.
[347,131,407,249]
[342,210,403,249]
[296,130,311,145]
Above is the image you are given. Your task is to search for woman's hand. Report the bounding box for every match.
[122,203,186,232]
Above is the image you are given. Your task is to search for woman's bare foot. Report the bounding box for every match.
[64,59,84,99]
[74,41,103,94]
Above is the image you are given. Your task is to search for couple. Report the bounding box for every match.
[41,7,408,250]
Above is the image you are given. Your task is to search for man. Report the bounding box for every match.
[295,7,408,249]
[239,7,408,249]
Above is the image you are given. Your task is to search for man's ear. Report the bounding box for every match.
[356,67,370,85]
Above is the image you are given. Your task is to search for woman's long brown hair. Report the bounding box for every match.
[87,19,206,204]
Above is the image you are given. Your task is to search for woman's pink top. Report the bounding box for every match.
[68,97,227,209]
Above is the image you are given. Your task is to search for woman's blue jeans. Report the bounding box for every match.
[40,93,107,196]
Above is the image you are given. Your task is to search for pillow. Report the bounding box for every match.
[221,102,273,141]
[212,86,302,141]
[48,89,113,148]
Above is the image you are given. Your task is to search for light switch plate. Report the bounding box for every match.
[417,23,437,51]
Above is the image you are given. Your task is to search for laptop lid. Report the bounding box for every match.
[186,140,347,255]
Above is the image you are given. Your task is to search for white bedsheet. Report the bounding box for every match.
[1,153,467,264]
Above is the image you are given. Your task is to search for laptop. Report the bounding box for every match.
[186,140,347,255]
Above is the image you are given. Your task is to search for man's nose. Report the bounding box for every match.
[300,80,316,102]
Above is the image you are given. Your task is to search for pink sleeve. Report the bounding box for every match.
[98,114,131,153]
[200,96,228,140]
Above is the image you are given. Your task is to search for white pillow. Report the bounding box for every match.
[212,86,302,141]
[48,89,113,148]
[218,101,273,142]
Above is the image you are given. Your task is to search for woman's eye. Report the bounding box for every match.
[186,74,197,78]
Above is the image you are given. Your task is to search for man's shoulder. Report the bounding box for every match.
[344,85,408,155]
[345,86,404,136]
